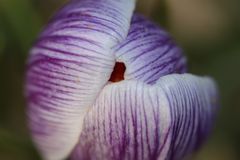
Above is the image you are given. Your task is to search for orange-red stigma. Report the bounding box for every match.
[109,62,126,82]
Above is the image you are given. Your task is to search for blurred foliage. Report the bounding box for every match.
[0,0,240,159]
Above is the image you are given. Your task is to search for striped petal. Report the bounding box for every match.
[71,74,218,160]
[26,0,135,159]
[156,74,218,160]
[114,14,187,84]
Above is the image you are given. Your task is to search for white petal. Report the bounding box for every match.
[71,74,218,160]
[26,0,136,159]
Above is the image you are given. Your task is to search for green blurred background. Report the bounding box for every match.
[0,0,240,159]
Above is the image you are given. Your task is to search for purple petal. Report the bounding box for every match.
[71,74,218,160]
[156,74,218,159]
[114,14,187,84]
[26,0,135,159]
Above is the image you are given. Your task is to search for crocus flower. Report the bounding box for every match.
[26,0,218,160]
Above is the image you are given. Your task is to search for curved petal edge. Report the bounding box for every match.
[71,74,218,160]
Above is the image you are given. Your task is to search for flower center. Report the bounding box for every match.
[108,62,126,82]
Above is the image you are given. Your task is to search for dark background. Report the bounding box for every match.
[0,0,240,159]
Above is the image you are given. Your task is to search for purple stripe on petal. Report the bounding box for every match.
[26,0,136,159]
[70,81,172,160]
[156,74,218,160]
[71,74,217,160]
[114,14,187,84]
